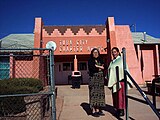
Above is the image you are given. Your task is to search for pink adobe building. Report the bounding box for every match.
[0,17,160,85]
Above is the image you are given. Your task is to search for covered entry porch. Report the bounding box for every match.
[54,54,107,85]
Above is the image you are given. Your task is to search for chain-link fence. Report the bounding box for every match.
[0,48,56,120]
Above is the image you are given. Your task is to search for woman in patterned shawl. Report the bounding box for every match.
[88,48,106,117]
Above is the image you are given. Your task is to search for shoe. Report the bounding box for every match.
[98,111,105,116]
[117,109,124,117]
[119,109,124,116]
[92,112,100,117]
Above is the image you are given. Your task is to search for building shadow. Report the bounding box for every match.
[127,95,147,105]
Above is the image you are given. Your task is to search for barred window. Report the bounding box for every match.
[63,63,71,71]
[78,62,87,71]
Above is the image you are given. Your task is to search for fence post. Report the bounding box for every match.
[122,47,129,120]
[49,49,56,120]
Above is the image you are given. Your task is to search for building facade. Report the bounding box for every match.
[0,17,160,85]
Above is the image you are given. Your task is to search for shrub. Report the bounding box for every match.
[0,97,26,116]
[0,78,43,116]
[0,78,43,95]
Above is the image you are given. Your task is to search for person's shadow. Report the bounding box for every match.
[80,102,117,116]
[80,102,136,120]
[80,102,122,119]
[80,102,92,115]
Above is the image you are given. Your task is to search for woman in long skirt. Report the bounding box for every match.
[88,48,106,117]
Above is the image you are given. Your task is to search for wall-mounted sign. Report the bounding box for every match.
[58,40,104,53]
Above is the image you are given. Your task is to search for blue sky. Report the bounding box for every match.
[0,0,160,39]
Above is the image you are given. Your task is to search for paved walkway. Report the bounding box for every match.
[56,85,160,120]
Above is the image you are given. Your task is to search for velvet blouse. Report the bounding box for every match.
[88,57,105,77]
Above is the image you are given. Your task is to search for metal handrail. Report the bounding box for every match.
[126,71,160,119]
[0,92,54,98]
[152,78,160,108]
[122,48,160,119]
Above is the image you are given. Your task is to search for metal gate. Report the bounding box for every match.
[0,48,56,120]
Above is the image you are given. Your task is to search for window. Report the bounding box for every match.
[71,63,74,71]
[63,63,71,71]
[78,62,87,71]
[0,57,10,80]
[63,62,87,71]
[59,64,61,72]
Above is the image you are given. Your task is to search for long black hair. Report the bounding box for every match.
[90,48,101,59]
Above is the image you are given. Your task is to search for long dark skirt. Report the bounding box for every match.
[89,72,106,109]
[112,82,125,110]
